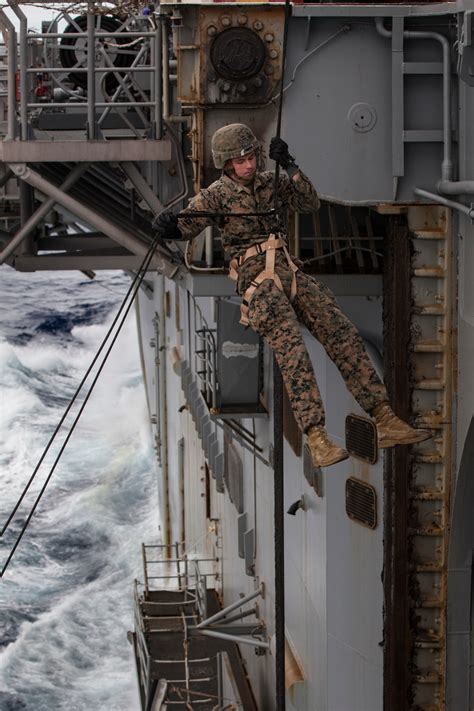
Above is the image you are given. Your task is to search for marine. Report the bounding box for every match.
[155,123,431,467]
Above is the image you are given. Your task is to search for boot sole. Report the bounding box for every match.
[378,431,432,449]
[316,451,350,468]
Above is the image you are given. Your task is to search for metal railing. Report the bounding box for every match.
[0,3,163,140]
[193,298,218,410]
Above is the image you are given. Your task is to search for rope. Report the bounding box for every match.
[0,234,162,577]
[273,356,286,711]
[272,1,291,708]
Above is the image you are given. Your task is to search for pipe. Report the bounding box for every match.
[195,628,270,650]
[87,7,96,139]
[0,164,88,265]
[375,18,452,182]
[0,10,17,140]
[8,2,27,139]
[437,179,474,195]
[195,586,263,629]
[153,21,163,139]
[414,187,474,220]
[273,356,286,710]
[11,164,177,275]
[204,226,214,267]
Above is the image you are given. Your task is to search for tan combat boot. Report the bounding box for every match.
[372,402,432,449]
[307,426,349,468]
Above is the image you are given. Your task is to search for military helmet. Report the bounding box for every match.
[211,123,259,169]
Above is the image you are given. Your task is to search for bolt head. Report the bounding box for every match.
[264,64,274,76]
[237,14,248,25]
[207,25,217,36]
[269,49,278,59]
[253,20,263,31]
[264,32,274,43]
[221,15,231,27]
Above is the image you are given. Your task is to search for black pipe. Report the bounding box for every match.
[273,356,286,710]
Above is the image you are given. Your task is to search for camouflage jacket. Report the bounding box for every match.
[179,170,320,260]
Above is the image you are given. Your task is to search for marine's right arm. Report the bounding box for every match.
[178,186,221,241]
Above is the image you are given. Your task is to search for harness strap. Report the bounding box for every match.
[234,232,299,327]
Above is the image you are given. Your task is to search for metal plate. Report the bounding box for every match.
[345,477,377,530]
[345,413,378,465]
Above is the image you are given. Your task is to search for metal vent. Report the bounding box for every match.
[345,477,377,529]
[283,387,302,457]
[345,414,378,465]
[303,444,322,497]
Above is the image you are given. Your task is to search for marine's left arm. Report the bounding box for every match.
[269,137,320,213]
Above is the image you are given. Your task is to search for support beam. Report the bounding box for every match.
[121,162,164,216]
[10,164,178,277]
[0,163,88,265]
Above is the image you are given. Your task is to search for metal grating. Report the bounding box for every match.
[345,477,377,530]
[345,413,378,465]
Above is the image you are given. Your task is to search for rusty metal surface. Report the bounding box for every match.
[383,217,414,711]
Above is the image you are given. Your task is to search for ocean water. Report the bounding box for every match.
[0,267,159,711]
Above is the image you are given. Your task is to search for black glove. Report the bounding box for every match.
[154,212,182,241]
[269,137,297,170]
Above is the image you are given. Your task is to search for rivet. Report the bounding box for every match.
[222,81,231,92]
[238,83,247,93]
[253,77,263,88]
[264,64,274,75]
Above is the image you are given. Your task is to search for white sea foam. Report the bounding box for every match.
[0,270,159,710]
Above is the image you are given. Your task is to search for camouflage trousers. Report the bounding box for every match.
[246,270,388,433]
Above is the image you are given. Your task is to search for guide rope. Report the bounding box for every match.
[0,234,162,577]
[272,0,291,708]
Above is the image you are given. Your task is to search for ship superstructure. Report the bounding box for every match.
[0,0,472,708]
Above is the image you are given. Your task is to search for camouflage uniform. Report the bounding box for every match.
[179,170,387,433]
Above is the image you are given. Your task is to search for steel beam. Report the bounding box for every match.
[0,140,171,163]
[121,162,164,215]
[0,163,88,265]
[12,253,144,272]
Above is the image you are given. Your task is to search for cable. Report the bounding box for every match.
[0,236,161,577]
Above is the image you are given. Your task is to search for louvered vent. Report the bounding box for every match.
[345,414,378,464]
[345,477,377,529]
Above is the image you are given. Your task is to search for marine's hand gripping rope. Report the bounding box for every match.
[228,232,299,326]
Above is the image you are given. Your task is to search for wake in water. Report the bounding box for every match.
[0,268,159,711]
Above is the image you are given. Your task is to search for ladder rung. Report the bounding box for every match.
[413,229,447,240]
[410,525,444,536]
[414,597,443,609]
[413,562,444,573]
[417,304,445,315]
[413,379,444,390]
[413,339,445,353]
[414,451,443,464]
[411,490,445,501]
[414,673,442,684]
[414,267,446,278]
[415,639,442,649]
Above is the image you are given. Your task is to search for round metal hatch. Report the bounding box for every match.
[210,27,266,80]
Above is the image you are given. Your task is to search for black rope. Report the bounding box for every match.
[273,0,292,215]
[273,356,286,711]
[272,1,291,707]
[0,235,161,577]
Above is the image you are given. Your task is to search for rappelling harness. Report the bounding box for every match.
[228,232,299,326]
